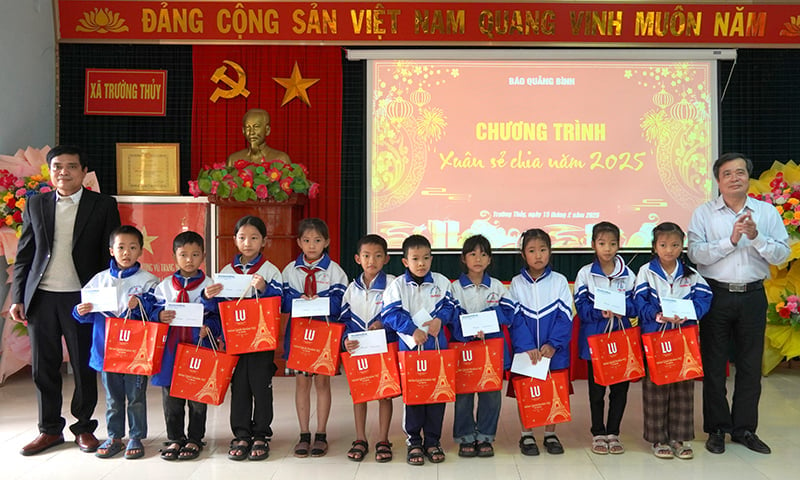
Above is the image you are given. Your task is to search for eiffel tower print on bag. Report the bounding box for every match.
[287,317,346,375]
[170,336,239,405]
[587,317,645,386]
[341,342,402,403]
[512,370,572,429]
[219,286,281,354]
[104,300,169,375]
[398,341,457,405]
[641,323,704,385]
[451,338,504,394]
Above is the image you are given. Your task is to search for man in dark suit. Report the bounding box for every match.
[10,145,121,456]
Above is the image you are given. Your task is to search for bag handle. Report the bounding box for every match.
[196,331,219,356]
[235,283,259,305]
[123,295,149,325]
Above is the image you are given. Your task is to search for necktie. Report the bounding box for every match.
[299,266,320,296]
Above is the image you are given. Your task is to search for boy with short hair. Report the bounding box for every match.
[382,234,458,466]
[73,225,159,459]
[145,231,221,462]
[341,234,396,462]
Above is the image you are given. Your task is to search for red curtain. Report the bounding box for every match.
[191,45,342,261]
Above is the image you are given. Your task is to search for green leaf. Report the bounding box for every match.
[232,187,250,202]
[217,182,231,198]
[198,178,212,193]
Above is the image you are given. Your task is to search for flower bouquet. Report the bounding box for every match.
[769,292,800,330]
[0,164,53,237]
[749,171,800,241]
[189,158,319,202]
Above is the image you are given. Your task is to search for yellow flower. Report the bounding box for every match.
[3,192,12,203]
[777,302,786,310]
[40,164,49,177]
[776,205,785,214]
[789,198,800,206]
[4,215,13,226]
[16,197,25,210]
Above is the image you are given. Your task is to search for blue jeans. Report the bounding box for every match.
[453,390,502,444]
[101,371,147,439]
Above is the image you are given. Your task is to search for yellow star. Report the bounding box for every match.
[273,61,320,107]
[140,225,158,255]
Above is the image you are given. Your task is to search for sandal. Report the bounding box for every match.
[543,435,564,455]
[476,441,494,458]
[311,433,328,457]
[519,435,540,456]
[425,445,445,463]
[653,442,674,459]
[407,445,425,466]
[178,441,203,460]
[160,441,183,461]
[375,441,393,463]
[228,438,251,461]
[347,440,368,462]
[458,441,478,458]
[607,434,625,454]
[669,440,693,460]
[95,438,124,458]
[124,438,145,459]
[591,435,608,455]
[249,439,269,461]
[294,433,312,458]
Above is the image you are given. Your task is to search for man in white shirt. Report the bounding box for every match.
[688,152,789,455]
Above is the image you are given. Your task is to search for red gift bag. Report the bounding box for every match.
[512,370,572,429]
[451,338,504,394]
[104,316,169,375]
[641,324,704,385]
[220,296,281,354]
[587,322,645,386]
[287,318,345,375]
[341,342,402,404]
[398,346,457,405]
[170,338,239,405]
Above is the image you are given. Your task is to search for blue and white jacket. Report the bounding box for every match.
[449,273,518,370]
[341,271,397,345]
[281,253,348,358]
[72,260,159,372]
[634,257,713,334]
[509,266,573,370]
[381,270,458,351]
[574,255,637,360]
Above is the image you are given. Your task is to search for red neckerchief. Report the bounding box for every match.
[232,255,268,274]
[299,266,320,296]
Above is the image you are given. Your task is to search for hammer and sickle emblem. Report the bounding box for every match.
[210,60,250,103]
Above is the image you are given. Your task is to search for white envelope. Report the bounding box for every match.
[660,297,697,320]
[292,297,330,318]
[213,273,253,298]
[594,287,626,316]
[348,330,388,356]
[399,309,433,349]
[459,310,500,337]
[80,286,119,313]
[510,353,550,380]
[165,302,204,327]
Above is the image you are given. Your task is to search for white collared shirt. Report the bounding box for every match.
[688,195,789,283]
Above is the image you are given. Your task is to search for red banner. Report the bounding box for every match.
[85,69,167,116]
[57,1,800,46]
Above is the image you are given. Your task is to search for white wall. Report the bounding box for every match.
[0,0,55,154]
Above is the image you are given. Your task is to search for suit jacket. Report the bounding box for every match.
[11,189,121,314]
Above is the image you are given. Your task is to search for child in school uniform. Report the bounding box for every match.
[145,231,221,462]
[382,234,458,466]
[73,225,159,459]
[509,229,574,456]
[204,215,283,461]
[574,221,637,455]
[281,218,348,458]
[634,222,712,460]
[449,234,518,458]
[341,234,396,462]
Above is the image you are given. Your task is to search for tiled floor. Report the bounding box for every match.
[1,365,799,479]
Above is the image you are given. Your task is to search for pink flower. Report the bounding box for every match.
[308,182,320,199]
[211,161,227,169]
[787,295,799,304]
[256,184,269,199]
[39,186,51,193]
[210,180,220,195]
[266,168,281,182]
[15,188,27,197]
[188,180,200,197]
[297,163,309,175]
[280,177,293,193]
[13,178,24,188]
[787,302,798,312]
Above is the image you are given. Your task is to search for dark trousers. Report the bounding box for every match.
[700,287,766,435]
[161,386,207,444]
[403,403,446,447]
[27,290,97,435]
[587,361,629,436]
[230,350,275,440]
